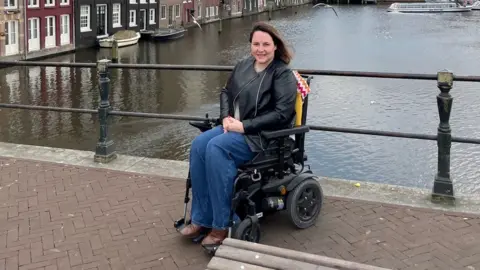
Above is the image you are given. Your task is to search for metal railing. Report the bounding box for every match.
[1,59,479,203]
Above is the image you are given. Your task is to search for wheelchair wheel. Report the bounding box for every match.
[232,218,261,243]
[287,178,323,229]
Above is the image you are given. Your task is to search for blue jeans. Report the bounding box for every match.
[189,125,255,230]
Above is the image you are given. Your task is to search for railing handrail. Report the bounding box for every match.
[1,60,480,82]
[0,59,474,202]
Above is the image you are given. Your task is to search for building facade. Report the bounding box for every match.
[182,0,194,27]
[198,0,219,24]
[243,0,258,15]
[159,0,184,28]
[129,0,159,31]
[25,0,75,59]
[0,0,25,59]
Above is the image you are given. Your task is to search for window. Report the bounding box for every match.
[210,6,214,17]
[206,6,209,17]
[174,4,180,17]
[45,0,54,7]
[149,9,155,24]
[27,0,38,8]
[113,4,121,27]
[149,0,155,3]
[129,0,136,3]
[216,6,218,16]
[160,5,166,19]
[129,10,136,26]
[80,5,91,32]
[60,0,68,5]
[4,0,17,9]
[197,5,202,17]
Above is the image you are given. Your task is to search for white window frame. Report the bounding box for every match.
[27,0,39,8]
[210,6,214,16]
[129,0,136,3]
[60,0,69,6]
[45,0,55,7]
[197,5,202,18]
[215,6,218,16]
[112,4,122,28]
[80,5,91,32]
[149,9,155,24]
[160,5,166,20]
[129,10,136,27]
[206,6,209,17]
[4,0,18,9]
[149,0,156,3]
[60,14,70,45]
[174,4,180,17]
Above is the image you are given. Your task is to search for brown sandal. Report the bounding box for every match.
[179,224,204,238]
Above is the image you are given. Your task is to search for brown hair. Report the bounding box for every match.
[248,21,293,65]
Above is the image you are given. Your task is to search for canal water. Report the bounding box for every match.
[1,5,479,194]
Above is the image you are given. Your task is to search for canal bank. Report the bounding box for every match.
[0,141,478,215]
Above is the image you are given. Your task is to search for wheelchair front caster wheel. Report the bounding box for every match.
[233,218,261,243]
[287,178,323,229]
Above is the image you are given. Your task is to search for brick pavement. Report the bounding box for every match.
[0,157,479,270]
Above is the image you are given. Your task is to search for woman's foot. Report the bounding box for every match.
[179,224,204,238]
[201,229,228,247]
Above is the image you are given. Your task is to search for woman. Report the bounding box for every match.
[180,21,298,247]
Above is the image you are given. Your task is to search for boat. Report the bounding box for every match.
[150,28,186,41]
[470,1,480,10]
[387,2,472,12]
[98,30,141,48]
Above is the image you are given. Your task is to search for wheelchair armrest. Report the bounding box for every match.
[189,120,216,132]
[260,125,310,140]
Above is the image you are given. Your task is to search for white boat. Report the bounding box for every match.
[387,2,472,12]
[470,1,480,10]
[98,32,141,48]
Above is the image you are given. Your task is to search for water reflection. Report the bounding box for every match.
[0,5,479,195]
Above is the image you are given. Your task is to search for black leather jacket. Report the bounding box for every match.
[220,56,297,152]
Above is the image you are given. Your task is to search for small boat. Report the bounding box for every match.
[151,28,186,41]
[98,30,141,48]
[387,2,472,12]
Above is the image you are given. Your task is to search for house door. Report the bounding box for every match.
[45,16,56,48]
[4,21,19,56]
[139,9,146,30]
[28,18,40,52]
[168,5,173,25]
[60,15,70,45]
[96,4,107,36]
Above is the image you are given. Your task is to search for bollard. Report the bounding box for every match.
[431,70,454,204]
[94,59,117,163]
[111,40,119,63]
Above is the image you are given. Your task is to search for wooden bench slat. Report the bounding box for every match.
[207,256,275,270]
[221,238,390,270]
[215,245,337,270]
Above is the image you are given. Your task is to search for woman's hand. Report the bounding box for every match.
[223,117,244,134]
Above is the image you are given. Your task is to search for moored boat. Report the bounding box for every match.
[98,30,141,48]
[387,2,472,12]
[151,28,186,42]
[470,1,480,10]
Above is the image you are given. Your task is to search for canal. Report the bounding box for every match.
[0,5,479,195]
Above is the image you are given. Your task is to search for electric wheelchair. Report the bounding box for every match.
[174,75,324,254]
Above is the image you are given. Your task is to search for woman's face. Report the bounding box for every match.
[250,30,276,65]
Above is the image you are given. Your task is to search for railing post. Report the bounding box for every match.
[94,59,117,163]
[431,70,454,204]
[111,40,119,63]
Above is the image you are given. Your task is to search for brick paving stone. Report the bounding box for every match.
[1,157,479,270]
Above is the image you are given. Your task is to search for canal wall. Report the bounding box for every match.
[0,141,478,215]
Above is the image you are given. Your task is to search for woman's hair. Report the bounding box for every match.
[248,21,293,64]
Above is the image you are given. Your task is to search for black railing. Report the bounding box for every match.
[1,59,479,204]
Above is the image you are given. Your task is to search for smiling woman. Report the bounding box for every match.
[178,21,298,248]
